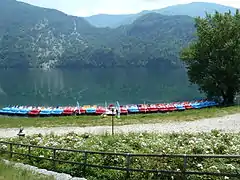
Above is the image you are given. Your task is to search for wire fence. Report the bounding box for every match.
[0,141,239,179]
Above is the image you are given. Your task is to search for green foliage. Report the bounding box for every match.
[0,0,195,69]
[181,10,240,105]
[1,131,240,180]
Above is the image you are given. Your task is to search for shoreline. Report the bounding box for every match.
[0,113,239,138]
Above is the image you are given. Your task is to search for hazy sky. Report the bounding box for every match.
[18,0,240,17]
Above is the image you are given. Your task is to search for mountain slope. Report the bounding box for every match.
[84,2,237,28]
[85,14,135,28]
[0,0,195,69]
[121,13,195,67]
[58,12,196,69]
[0,0,107,68]
[156,2,237,17]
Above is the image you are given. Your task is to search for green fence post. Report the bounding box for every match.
[28,146,31,162]
[83,151,88,177]
[126,153,131,179]
[52,149,56,170]
[182,154,188,180]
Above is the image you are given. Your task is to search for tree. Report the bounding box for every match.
[181,10,240,105]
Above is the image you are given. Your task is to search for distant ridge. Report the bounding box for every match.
[84,2,238,28]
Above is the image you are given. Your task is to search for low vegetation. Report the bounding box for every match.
[0,160,54,180]
[0,106,239,128]
[0,131,239,180]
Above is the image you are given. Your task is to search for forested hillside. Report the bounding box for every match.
[0,0,195,69]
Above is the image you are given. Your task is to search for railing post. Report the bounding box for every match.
[111,109,114,136]
[9,143,13,158]
[52,149,56,170]
[182,154,188,180]
[83,151,88,177]
[125,153,131,179]
[28,146,31,161]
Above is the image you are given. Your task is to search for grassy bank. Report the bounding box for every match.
[0,106,239,128]
[0,131,239,180]
[0,160,54,180]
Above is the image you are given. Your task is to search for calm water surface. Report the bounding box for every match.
[0,68,202,106]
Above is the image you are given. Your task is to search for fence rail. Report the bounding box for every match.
[0,141,239,179]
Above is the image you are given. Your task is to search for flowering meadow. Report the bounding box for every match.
[0,130,240,180]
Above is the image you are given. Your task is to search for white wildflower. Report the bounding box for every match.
[141,142,147,147]
[1,144,7,150]
[189,140,195,144]
[226,164,236,170]
[197,163,203,169]
[209,165,218,170]
[35,137,42,141]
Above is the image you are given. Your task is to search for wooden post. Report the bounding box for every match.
[83,151,88,177]
[28,146,31,161]
[182,154,187,180]
[9,143,13,158]
[52,149,56,170]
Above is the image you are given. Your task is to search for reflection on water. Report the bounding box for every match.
[0,68,202,106]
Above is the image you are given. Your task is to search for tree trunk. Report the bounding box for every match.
[223,88,235,106]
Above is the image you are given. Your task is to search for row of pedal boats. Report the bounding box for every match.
[0,100,218,117]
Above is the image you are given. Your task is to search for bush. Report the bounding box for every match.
[0,131,240,180]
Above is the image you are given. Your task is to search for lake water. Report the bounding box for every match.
[0,68,202,106]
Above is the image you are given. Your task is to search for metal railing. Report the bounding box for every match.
[0,141,239,179]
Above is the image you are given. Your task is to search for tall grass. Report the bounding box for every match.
[0,160,54,180]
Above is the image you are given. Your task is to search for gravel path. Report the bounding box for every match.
[0,113,240,138]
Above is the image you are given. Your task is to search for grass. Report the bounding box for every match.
[0,106,239,128]
[0,160,54,180]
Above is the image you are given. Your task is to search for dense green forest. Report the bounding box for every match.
[0,0,196,69]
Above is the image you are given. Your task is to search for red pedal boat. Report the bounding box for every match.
[147,104,158,113]
[96,106,106,115]
[120,106,128,114]
[28,108,41,116]
[158,104,169,113]
[183,102,193,110]
[137,104,148,113]
[63,107,75,116]
[75,107,87,115]
[166,103,177,112]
